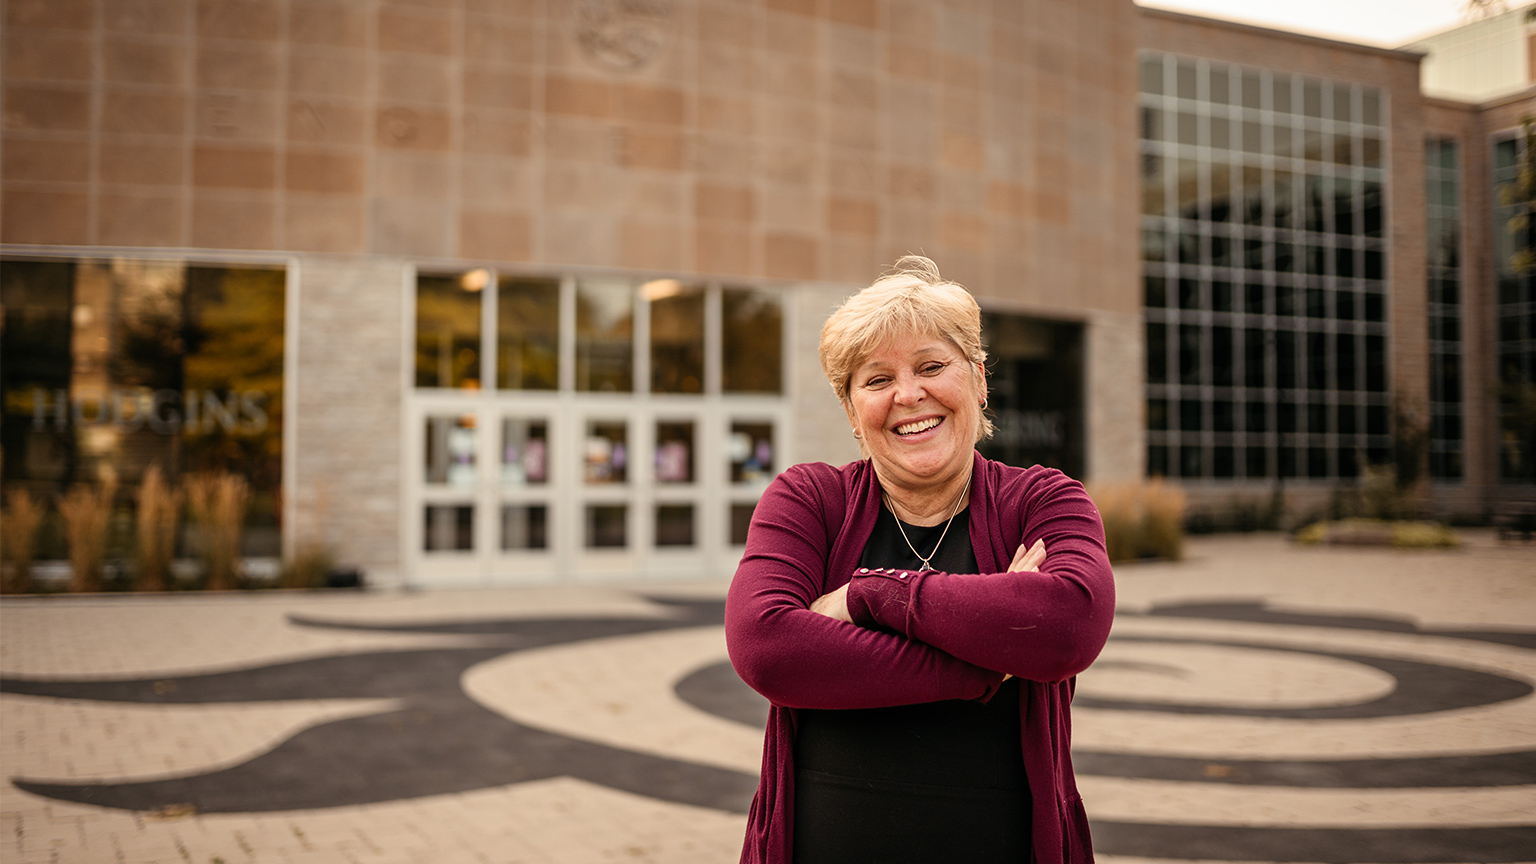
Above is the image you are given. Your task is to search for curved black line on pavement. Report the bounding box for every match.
[13,695,758,814]
[1140,600,1536,650]
[1074,636,1533,718]
[1071,749,1536,788]
[1088,820,1536,863]
[4,604,749,814]
[676,660,1536,788]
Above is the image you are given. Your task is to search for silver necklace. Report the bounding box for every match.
[884,472,972,572]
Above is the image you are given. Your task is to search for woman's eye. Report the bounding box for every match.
[920,362,947,375]
[863,376,891,388]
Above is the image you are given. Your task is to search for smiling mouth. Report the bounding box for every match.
[894,417,942,436]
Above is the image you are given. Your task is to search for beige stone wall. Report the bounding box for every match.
[1084,308,1143,482]
[290,255,405,584]
[1,0,1141,315]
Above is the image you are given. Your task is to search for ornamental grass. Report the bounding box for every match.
[2,488,46,594]
[59,479,118,593]
[135,465,182,591]
[1088,479,1186,562]
[186,472,249,591]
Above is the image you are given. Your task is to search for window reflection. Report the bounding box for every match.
[585,420,628,484]
[722,288,783,393]
[0,258,285,560]
[416,271,484,389]
[425,414,477,488]
[655,504,694,547]
[501,418,548,486]
[586,504,626,548]
[576,279,633,392]
[646,280,705,394]
[654,420,694,483]
[424,505,473,551]
[502,505,547,550]
[498,276,559,390]
[729,422,774,484]
[730,502,756,545]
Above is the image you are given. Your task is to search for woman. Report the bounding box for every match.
[724,256,1114,864]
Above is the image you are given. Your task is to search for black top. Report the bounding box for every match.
[792,504,1031,863]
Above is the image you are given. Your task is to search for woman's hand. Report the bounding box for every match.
[1008,539,1047,572]
[808,583,852,623]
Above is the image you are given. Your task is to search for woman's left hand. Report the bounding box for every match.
[1008,539,1047,572]
[808,583,852,622]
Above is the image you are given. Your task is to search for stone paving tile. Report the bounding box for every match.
[1,533,1533,863]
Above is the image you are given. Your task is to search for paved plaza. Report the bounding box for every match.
[2,532,1533,863]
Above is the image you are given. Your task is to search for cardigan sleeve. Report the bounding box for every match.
[844,467,1114,683]
[725,465,1006,710]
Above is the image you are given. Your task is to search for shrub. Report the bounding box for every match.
[1293,518,1460,548]
[1089,479,1186,562]
[135,466,182,591]
[2,489,47,594]
[59,479,117,593]
[281,542,336,589]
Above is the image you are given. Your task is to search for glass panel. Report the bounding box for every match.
[497,276,559,391]
[730,422,774,485]
[426,414,477,488]
[655,504,694,547]
[416,271,483,390]
[501,418,548,486]
[647,280,705,394]
[655,420,695,483]
[585,504,626,548]
[502,504,548,550]
[584,420,628,484]
[0,259,287,561]
[730,502,756,545]
[424,505,473,551]
[1138,56,1163,95]
[1176,60,1197,100]
[576,278,633,392]
[723,287,784,393]
[1246,446,1268,477]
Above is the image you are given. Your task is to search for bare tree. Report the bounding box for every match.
[1464,0,1509,20]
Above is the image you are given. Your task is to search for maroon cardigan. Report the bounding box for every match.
[725,452,1114,864]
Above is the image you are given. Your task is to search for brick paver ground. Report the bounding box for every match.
[2,532,1532,863]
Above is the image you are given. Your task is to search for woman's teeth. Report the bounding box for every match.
[895,417,941,435]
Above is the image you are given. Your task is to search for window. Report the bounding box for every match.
[409,269,789,576]
[0,258,286,562]
[1427,137,1464,480]
[1138,52,1390,481]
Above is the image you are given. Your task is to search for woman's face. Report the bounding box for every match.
[844,332,985,493]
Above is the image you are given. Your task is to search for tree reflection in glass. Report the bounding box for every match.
[722,288,782,394]
[646,279,704,394]
[576,279,633,392]
[497,276,559,391]
[415,271,483,390]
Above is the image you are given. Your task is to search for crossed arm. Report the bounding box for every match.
[724,466,1114,711]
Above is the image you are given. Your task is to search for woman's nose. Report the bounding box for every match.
[892,373,925,404]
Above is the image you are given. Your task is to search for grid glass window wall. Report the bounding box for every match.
[411,268,787,581]
[1492,135,1536,482]
[1139,52,1392,481]
[1426,138,1465,480]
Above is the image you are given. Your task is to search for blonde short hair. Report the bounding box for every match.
[819,256,993,442]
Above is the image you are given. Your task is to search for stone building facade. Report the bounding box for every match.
[1,0,1529,586]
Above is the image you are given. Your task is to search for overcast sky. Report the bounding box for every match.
[1135,0,1491,47]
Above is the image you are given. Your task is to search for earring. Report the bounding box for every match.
[980,397,988,409]
[852,429,862,439]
